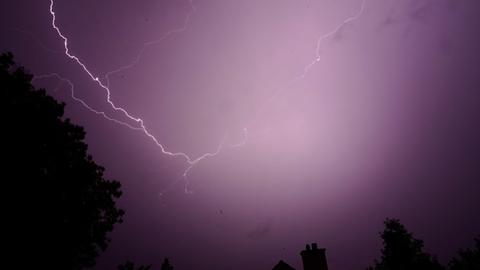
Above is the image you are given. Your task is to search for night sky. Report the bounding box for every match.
[1,0,480,269]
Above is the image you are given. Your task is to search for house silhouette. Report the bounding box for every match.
[272,243,328,270]
[272,260,296,270]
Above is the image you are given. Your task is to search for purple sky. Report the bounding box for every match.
[2,0,480,269]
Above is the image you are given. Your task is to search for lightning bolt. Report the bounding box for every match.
[32,73,143,131]
[260,0,367,108]
[47,0,242,190]
[42,0,366,194]
[301,0,366,78]
[8,28,63,54]
[103,0,197,87]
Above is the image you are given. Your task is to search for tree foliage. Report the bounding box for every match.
[118,260,152,270]
[2,52,124,269]
[449,237,480,270]
[367,218,444,270]
[161,258,174,270]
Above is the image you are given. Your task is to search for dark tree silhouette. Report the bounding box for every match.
[161,258,174,270]
[367,218,444,270]
[2,52,124,269]
[448,236,480,270]
[118,260,152,270]
[117,258,172,270]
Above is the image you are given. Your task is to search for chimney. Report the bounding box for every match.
[300,243,328,270]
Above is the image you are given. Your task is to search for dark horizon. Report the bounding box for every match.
[2,1,480,269]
